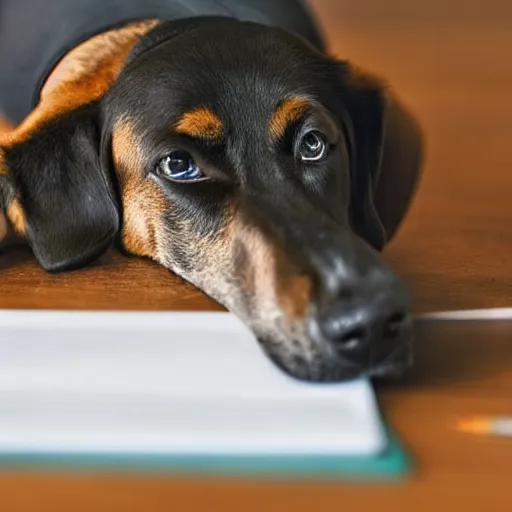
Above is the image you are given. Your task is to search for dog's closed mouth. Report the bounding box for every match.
[261,337,414,383]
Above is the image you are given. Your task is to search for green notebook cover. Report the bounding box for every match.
[0,428,410,480]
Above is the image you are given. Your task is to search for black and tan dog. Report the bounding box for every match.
[0,1,422,381]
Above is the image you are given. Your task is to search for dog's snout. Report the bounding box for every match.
[307,237,413,377]
[317,288,410,366]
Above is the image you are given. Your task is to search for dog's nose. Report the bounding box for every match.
[301,232,412,374]
[318,289,410,366]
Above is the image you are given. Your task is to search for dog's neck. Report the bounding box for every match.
[0,19,159,249]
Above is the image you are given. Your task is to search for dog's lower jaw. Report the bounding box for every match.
[257,321,415,382]
[264,344,414,382]
[260,339,362,382]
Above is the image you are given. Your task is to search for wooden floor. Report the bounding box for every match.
[1,1,512,509]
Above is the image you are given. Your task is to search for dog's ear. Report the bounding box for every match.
[335,63,388,250]
[0,103,119,272]
[335,63,422,250]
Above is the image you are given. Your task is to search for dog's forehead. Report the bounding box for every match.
[110,23,334,129]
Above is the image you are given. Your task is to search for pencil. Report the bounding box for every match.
[456,416,512,437]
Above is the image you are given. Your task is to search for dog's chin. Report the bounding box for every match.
[278,361,363,383]
[256,339,360,382]
[257,337,414,383]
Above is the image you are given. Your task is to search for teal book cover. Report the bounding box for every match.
[0,429,410,480]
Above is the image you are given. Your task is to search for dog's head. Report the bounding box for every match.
[0,18,419,381]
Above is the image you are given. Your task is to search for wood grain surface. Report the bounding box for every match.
[1,1,512,509]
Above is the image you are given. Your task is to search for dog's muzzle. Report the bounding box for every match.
[244,188,414,382]
[307,262,413,380]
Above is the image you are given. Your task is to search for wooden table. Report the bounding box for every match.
[1,1,512,509]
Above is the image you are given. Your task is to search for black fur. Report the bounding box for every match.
[2,18,389,272]
[106,18,387,257]
[3,102,119,272]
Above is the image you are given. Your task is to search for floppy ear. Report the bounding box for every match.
[337,63,423,250]
[0,103,120,272]
[372,91,423,242]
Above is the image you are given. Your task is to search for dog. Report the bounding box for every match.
[0,0,423,381]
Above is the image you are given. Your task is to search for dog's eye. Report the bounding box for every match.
[156,151,208,182]
[299,131,327,162]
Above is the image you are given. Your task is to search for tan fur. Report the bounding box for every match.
[274,245,312,321]
[235,221,279,306]
[179,200,236,267]
[233,219,312,322]
[112,118,167,258]
[269,96,311,143]
[0,212,7,242]
[6,198,27,236]
[2,20,158,148]
[123,179,168,259]
[0,116,14,155]
[0,116,13,135]
[0,149,6,176]
[175,108,224,141]
[111,118,145,176]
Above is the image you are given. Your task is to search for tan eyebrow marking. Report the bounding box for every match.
[175,108,224,140]
[269,96,311,143]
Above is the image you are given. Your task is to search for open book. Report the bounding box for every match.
[0,311,408,477]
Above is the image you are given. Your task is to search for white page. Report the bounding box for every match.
[418,308,512,320]
[0,311,386,456]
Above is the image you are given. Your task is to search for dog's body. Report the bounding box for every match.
[0,1,423,381]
